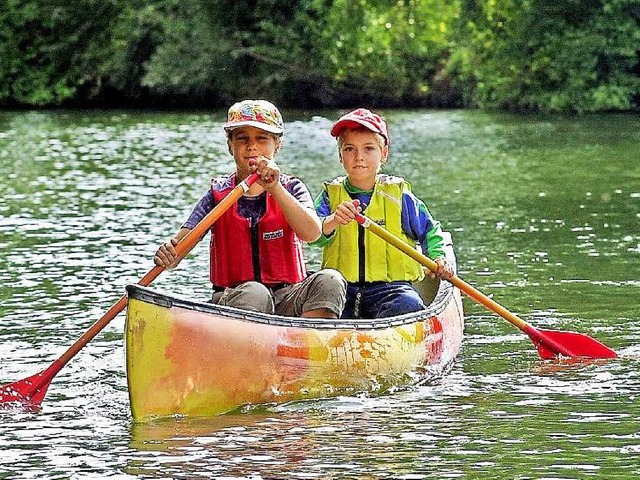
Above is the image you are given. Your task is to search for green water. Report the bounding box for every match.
[0,110,638,479]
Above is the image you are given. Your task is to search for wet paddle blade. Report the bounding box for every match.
[529,328,618,360]
[0,363,59,408]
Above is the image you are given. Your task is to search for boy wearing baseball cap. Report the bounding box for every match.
[313,108,453,318]
[154,100,346,318]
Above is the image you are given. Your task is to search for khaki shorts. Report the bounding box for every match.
[274,269,346,317]
[212,269,346,317]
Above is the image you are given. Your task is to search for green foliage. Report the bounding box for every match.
[449,0,640,112]
[137,0,333,104]
[0,0,124,105]
[103,1,167,95]
[313,0,460,105]
[0,0,637,111]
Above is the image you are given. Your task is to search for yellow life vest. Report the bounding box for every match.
[322,175,424,283]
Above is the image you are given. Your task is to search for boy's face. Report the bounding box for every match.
[227,126,281,170]
[339,130,388,188]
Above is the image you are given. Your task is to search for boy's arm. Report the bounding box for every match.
[311,189,336,247]
[154,227,191,269]
[182,190,215,229]
[154,189,214,268]
[271,178,321,243]
[312,188,363,247]
[401,191,446,260]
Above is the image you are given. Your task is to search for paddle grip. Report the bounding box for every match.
[352,200,368,226]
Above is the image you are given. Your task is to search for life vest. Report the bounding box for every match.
[322,175,424,283]
[209,174,306,288]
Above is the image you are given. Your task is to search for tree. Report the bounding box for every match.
[312,0,461,106]
[449,0,640,112]
[0,0,124,106]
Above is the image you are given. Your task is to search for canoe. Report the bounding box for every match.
[125,234,464,422]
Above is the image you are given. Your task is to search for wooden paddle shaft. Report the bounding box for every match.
[353,209,616,359]
[356,215,530,332]
[54,173,259,372]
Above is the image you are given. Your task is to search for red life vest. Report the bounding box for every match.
[209,175,307,288]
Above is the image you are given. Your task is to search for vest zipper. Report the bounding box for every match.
[250,218,261,281]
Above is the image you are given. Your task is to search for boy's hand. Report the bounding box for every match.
[426,257,454,280]
[333,200,360,225]
[253,157,280,191]
[321,201,361,236]
[154,238,180,269]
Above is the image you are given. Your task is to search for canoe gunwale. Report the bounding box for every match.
[125,279,454,331]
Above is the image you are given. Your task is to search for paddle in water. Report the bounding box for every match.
[0,172,260,408]
[352,208,617,360]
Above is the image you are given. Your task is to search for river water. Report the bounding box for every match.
[0,109,638,479]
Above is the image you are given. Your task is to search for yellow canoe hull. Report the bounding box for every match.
[125,278,463,422]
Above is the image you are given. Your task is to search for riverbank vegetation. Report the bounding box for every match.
[1,0,639,112]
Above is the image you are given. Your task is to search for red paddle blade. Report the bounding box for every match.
[0,361,61,407]
[526,327,618,360]
[0,374,49,408]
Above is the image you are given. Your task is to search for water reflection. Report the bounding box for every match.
[127,412,353,478]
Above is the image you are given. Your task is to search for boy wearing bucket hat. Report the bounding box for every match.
[313,108,453,319]
[154,100,346,318]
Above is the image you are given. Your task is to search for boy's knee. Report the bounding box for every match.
[310,269,347,294]
[220,281,274,314]
[307,269,347,315]
[381,294,424,317]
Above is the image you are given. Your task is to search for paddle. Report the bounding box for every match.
[352,209,617,360]
[0,172,260,407]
